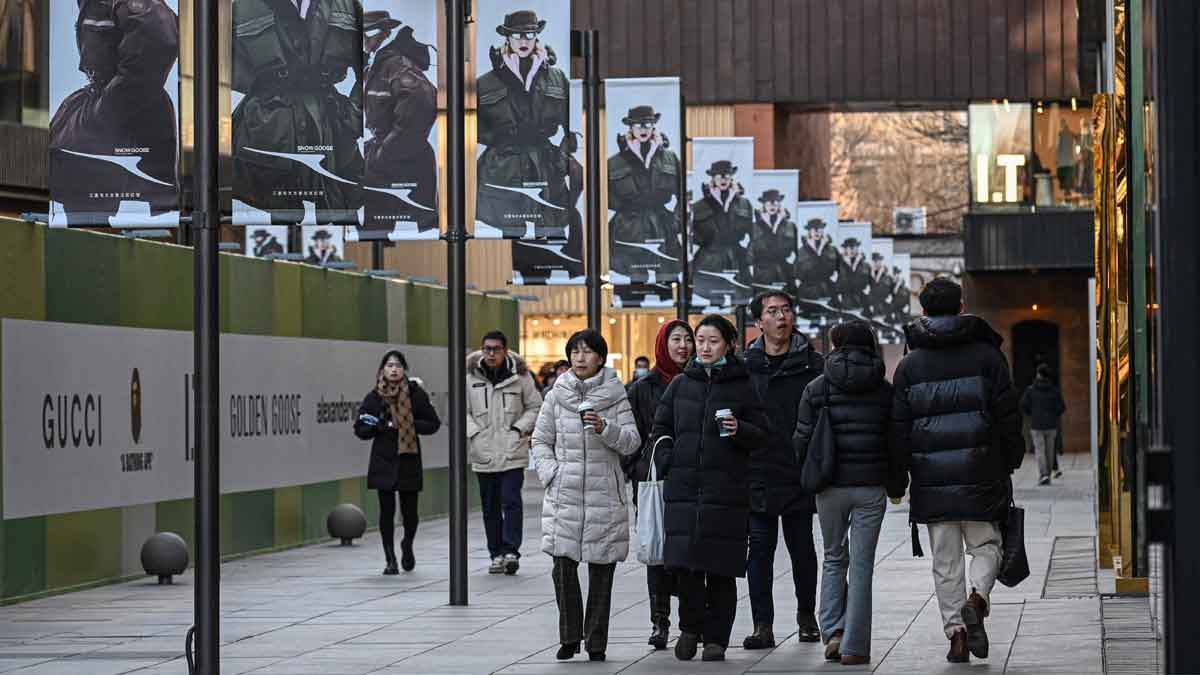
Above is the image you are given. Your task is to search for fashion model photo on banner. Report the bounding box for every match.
[748,170,801,296]
[245,225,288,258]
[303,226,345,265]
[474,3,573,239]
[688,138,756,311]
[605,77,683,286]
[48,0,180,227]
[230,0,364,226]
[833,223,873,314]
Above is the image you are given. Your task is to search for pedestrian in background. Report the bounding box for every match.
[891,279,1024,663]
[632,355,652,381]
[625,320,695,649]
[793,320,905,666]
[354,350,441,575]
[532,330,640,662]
[650,315,770,662]
[466,330,542,575]
[742,291,824,649]
[1021,363,1067,485]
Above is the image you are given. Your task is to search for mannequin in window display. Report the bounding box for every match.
[748,189,799,294]
[1055,119,1078,203]
[1075,119,1094,202]
[833,238,870,312]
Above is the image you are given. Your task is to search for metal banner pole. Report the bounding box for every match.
[192,0,220,662]
[584,30,602,330]
[677,93,689,321]
[372,240,384,270]
[444,0,469,607]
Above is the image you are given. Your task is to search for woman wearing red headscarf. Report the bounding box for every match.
[624,319,695,650]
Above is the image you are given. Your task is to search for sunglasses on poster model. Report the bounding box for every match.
[509,32,539,40]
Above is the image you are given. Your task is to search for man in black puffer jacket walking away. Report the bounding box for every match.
[1020,363,1067,486]
[742,291,825,649]
[891,278,1024,664]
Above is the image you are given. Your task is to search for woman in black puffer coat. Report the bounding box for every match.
[792,321,905,665]
[650,315,769,662]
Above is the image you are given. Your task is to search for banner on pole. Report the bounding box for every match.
[605,77,682,286]
[687,138,755,310]
[301,226,347,265]
[474,1,574,239]
[748,169,800,295]
[612,284,675,309]
[891,253,914,329]
[893,206,927,235]
[48,0,181,227]
[832,222,873,314]
[245,225,289,258]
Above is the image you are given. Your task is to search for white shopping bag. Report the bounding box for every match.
[636,436,671,565]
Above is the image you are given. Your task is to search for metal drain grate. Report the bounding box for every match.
[1102,595,1160,674]
[1042,536,1098,598]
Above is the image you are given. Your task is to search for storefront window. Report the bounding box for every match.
[1032,102,1094,208]
[969,102,1032,207]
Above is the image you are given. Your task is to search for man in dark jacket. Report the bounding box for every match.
[891,278,1024,664]
[742,291,824,648]
[1021,364,1066,485]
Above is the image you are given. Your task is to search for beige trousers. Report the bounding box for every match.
[927,521,1002,638]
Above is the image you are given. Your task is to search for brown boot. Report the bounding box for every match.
[824,629,843,661]
[946,629,970,663]
[960,590,990,659]
[840,654,871,665]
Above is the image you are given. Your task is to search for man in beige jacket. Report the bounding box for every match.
[467,330,543,574]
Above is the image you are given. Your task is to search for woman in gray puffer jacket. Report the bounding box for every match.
[532,329,640,663]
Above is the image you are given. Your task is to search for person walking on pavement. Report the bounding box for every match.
[532,330,641,662]
[890,279,1025,663]
[625,320,696,650]
[793,320,907,666]
[650,315,770,662]
[1021,363,1067,486]
[742,291,825,649]
[466,330,543,575]
[354,350,441,575]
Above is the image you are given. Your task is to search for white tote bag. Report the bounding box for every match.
[636,436,671,566]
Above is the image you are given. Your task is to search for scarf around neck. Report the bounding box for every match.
[376,374,419,455]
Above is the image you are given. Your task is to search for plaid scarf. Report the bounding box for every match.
[376,374,419,455]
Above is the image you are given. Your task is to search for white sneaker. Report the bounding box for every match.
[503,553,520,575]
[489,556,505,574]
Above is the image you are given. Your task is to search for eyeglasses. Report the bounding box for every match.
[510,32,538,40]
[763,306,793,318]
[631,122,656,130]
[482,346,504,354]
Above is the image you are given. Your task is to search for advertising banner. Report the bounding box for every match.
[245,225,289,258]
[48,0,180,227]
[687,138,755,310]
[792,200,839,332]
[230,0,364,227]
[893,206,927,234]
[510,79,585,283]
[891,253,914,327]
[612,284,675,309]
[474,1,575,239]
[2,319,451,519]
[605,77,682,285]
[356,0,439,240]
[301,225,347,265]
[748,169,800,294]
[833,222,873,314]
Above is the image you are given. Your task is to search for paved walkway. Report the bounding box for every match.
[0,454,1101,674]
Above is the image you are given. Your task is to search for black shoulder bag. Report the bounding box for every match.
[800,378,837,494]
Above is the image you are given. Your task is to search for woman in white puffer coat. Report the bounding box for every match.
[532,329,640,663]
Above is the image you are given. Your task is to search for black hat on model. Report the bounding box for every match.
[364,10,402,32]
[842,237,861,248]
[622,105,661,126]
[706,160,736,176]
[252,229,270,239]
[312,229,333,241]
[871,252,885,261]
[805,218,828,231]
[497,10,546,35]
[758,189,783,203]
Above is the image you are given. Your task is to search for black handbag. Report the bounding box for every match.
[800,379,837,494]
[997,499,1030,587]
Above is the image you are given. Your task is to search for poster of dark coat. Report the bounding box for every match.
[792,201,840,304]
[890,253,913,327]
[612,284,674,309]
[604,77,682,285]
[230,0,364,227]
[245,225,289,258]
[356,0,438,240]
[865,237,895,320]
[748,169,800,295]
[48,0,180,227]
[474,2,574,239]
[687,138,755,310]
[301,225,346,265]
[833,222,873,314]
[511,79,584,284]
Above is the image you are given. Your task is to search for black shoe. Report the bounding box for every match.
[649,623,669,650]
[588,651,606,662]
[400,539,415,572]
[1054,469,1064,479]
[742,623,775,649]
[961,591,990,659]
[797,613,821,642]
[701,643,726,661]
[675,632,699,661]
[556,642,580,660]
[503,553,520,575]
[383,554,399,576]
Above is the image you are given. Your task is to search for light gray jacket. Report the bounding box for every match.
[532,367,641,563]
[466,350,542,473]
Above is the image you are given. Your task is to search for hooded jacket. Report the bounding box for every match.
[466,350,543,473]
[1020,377,1066,431]
[891,315,1025,523]
[745,332,824,514]
[650,355,770,578]
[532,367,641,563]
[793,347,904,495]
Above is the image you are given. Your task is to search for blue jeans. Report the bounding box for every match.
[746,511,818,626]
[478,468,524,558]
[815,486,887,658]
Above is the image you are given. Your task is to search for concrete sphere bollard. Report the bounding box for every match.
[141,532,189,585]
[327,503,367,546]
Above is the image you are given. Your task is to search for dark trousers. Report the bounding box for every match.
[647,565,675,628]
[478,468,525,558]
[746,510,818,626]
[551,556,617,652]
[675,569,738,647]
[378,490,419,555]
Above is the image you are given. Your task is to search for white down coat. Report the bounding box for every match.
[532,367,641,563]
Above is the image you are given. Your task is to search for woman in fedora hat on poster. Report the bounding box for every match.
[748,189,800,294]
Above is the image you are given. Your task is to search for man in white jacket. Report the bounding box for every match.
[467,330,543,574]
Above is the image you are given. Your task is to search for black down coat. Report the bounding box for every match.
[354,381,441,492]
[1020,378,1066,431]
[793,347,906,497]
[891,315,1025,523]
[651,356,770,578]
[744,333,823,515]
